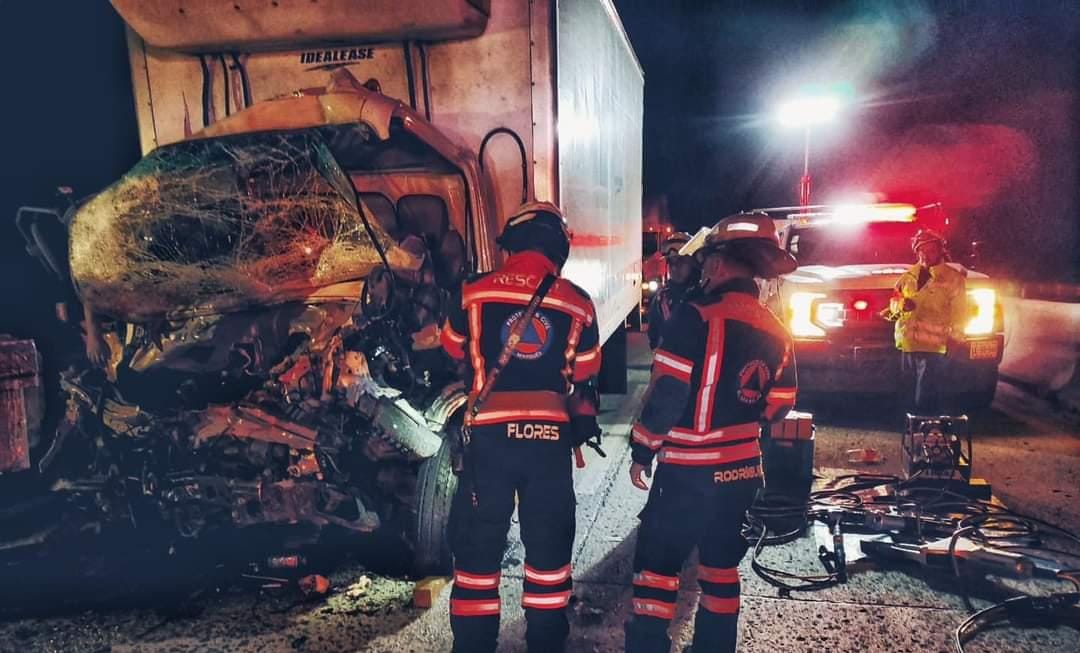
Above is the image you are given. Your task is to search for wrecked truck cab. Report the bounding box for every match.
[4,80,496,575]
[73,75,496,323]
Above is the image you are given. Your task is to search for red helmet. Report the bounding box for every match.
[693,213,797,278]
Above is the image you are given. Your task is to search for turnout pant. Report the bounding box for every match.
[448,423,576,653]
[902,351,948,415]
[626,459,762,653]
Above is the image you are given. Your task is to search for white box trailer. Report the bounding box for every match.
[114,0,643,358]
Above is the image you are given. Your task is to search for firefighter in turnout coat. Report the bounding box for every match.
[440,201,602,653]
[647,232,699,349]
[625,214,799,653]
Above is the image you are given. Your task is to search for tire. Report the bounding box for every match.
[411,438,457,575]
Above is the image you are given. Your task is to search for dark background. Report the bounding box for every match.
[615,0,1079,282]
[0,1,1077,341]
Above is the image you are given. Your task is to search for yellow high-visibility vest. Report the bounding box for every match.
[891,263,967,354]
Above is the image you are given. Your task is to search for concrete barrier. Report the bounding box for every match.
[1000,294,1080,416]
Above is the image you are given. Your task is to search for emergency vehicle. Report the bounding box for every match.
[760,203,1003,409]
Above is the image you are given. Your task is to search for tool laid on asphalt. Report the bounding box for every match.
[859,538,1036,579]
[747,409,1080,652]
[954,588,1080,653]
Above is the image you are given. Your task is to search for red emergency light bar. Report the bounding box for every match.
[755,203,921,226]
[793,203,917,226]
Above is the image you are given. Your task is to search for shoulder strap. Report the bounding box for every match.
[469,273,558,420]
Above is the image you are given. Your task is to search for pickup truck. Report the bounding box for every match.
[760,203,1003,410]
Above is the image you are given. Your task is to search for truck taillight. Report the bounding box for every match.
[964,289,997,336]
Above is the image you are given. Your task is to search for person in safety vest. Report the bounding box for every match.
[625,213,798,653]
[647,232,699,349]
[881,228,966,415]
[439,200,603,653]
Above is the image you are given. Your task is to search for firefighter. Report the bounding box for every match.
[625,213,798,653]
[647,232,699,349]
[883,228,967,415]
[440,200,603,653]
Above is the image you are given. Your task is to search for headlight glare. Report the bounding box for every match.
[965,288,996,336]
[789,292,826,337]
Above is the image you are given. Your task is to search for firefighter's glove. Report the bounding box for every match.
[570,416,605,457]
[567,381,603,455]
[629,462,652,491]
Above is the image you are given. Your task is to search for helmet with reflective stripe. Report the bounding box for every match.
[694,212,797,278]
[910,228,946,253]
[498,200,572,268]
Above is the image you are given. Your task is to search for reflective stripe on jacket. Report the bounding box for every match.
[631,278,797,467]
[439,251,601,425]
[892,263,967,354]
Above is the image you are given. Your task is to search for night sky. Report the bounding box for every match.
[615,0,1079,281]
[0,0,1077,337]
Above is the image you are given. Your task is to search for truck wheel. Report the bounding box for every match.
[599,320,628,394]
[411,438,457,575]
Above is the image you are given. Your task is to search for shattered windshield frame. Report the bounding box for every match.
[69,125,417,320]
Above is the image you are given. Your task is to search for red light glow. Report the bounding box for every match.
[853,299,869,311]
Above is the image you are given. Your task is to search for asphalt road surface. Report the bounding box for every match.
[1,332,1077,653]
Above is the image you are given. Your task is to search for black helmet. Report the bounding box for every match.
[661,231,692,257]
[497,201,572,268]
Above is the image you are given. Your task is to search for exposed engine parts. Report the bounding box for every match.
[2,144,465,572]
[0,274,461,568]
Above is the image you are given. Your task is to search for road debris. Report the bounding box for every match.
[847,448,885,464]
[298,574,331,597]
[344,575,373,600]
[412,576,449,609]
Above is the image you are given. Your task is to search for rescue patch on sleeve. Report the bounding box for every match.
[736,360,771,404]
